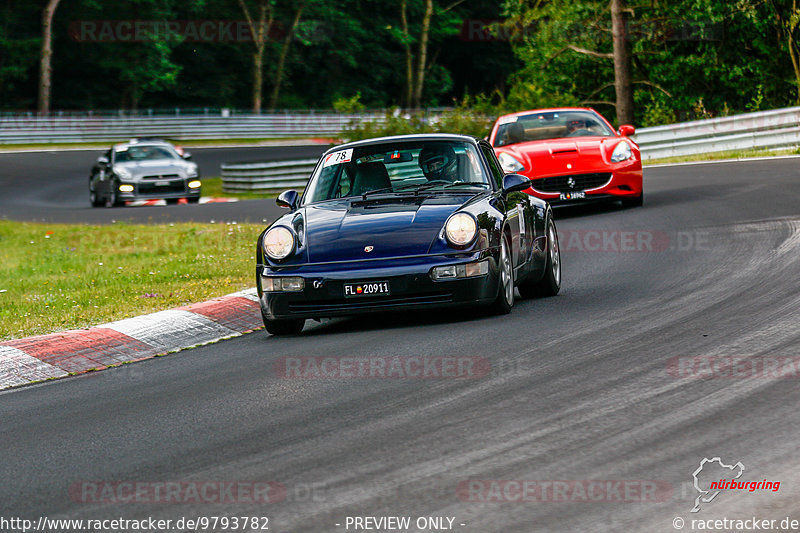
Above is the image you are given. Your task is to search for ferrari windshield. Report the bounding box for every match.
[493,110,615,147]
[303,140,490,204]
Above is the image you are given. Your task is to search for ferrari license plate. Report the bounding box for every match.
[344,281,390,297]
[559,191,586,200]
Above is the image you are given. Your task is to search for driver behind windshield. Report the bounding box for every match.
[567,119,587,135]
[418,144,459,182]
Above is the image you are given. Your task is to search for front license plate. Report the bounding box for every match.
[559,191,586,200]
[155,180,170,186]
[344,281,390,298]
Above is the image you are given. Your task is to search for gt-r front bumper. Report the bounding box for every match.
[258,250,501,320]
[117,178,201,201]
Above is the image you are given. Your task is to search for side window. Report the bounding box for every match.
[480,144,504,188]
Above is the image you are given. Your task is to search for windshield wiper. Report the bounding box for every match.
[392,181,451,194]
[443,182,490,189]
[357,187,396,199]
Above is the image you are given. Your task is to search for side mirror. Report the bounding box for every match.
[502,174,531,194]
[618,124,635,137]
[181,151,192,160]
[276,190,299,211]
[97,155,109,165]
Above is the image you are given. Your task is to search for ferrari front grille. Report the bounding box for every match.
[532,173,612,193]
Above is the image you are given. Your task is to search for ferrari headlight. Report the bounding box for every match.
[611,141,633,163]
[498,152,525,173]
[445,213,478,247]
[264,226,295,260]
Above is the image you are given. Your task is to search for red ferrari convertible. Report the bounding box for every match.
[489,108,643,207]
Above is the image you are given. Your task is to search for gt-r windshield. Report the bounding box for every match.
[493,110,615,147]
[114,144,180,162]
[303,140,490,204]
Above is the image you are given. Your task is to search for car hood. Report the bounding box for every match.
[500,136,619,174]
[298,195,474,263]
[115,160,195,178]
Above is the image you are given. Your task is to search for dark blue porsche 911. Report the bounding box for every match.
[256,134,561,335]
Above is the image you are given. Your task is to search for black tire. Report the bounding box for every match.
[187,196,200,204]
[519,217,561,298]
[89,186,103,207]
[621,192,643,207]
[262,313,305,335]
[105,185,118,208]
[166,198,179,205]
[489,233,514,315]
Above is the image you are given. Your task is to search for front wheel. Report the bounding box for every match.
[489,233,514,315]
[89,186,103,207]
[262,313,305,335]
[105,186,118,208]
[519,217,561,298]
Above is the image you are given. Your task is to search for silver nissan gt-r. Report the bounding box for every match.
[88,139,201,207]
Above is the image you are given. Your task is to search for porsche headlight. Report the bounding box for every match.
[264,226,295,260]
[498,152,525,173]
[611,141,633,163]
[445,213,478,247]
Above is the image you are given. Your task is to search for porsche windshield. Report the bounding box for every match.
[303,140,490,204]
[493,111,615,147]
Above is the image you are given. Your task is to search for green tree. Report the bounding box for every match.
[0,0,41,110]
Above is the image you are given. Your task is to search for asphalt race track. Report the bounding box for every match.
[2,155,800,532]
[0,145,326,224]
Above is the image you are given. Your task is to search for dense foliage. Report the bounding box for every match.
[1,0,798,127]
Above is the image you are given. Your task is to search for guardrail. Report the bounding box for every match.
[219,107,800,193]
[221,158,425,193]
[2,107,799,161]
[221,159,318,193]
[633,107,800,160]
[0,112,384,144]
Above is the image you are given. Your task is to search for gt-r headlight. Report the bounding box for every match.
[115,167,132,180]
[445,213,478,247]
[611,141,633,163]
[498,152,525,173]
[264,226,295,260]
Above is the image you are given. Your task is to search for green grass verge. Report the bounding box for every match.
[643,146,800,166]
[0,220,265,341]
